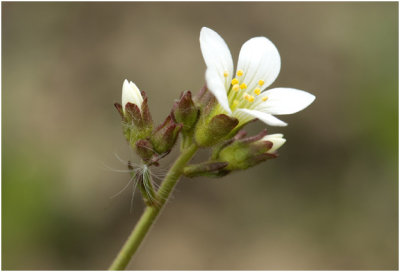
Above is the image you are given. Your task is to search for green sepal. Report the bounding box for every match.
[195,114,239,147]
[135,139,155,163]
[140,91,153,125]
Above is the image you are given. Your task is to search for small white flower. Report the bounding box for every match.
[200,27,315,126]
[262,133,286,153]
[122,79,143,111]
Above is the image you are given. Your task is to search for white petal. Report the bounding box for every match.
[200,27,234,90]
[206,68,231,114]
[262,133,284,140]
[256,88,315,115]
[262,133,286,153]
[237,37,281,92]
[235,108,287,126]
[129,81,144,106]
[122,79,143,109]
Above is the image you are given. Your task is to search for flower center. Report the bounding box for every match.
[225,71,268,111]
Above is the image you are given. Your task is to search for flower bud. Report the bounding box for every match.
[114,80,153,147]
[195,114,238,147]
[193,85,219,121]
[122,79,143,112]
[193,85,216,108]
[172,90,199,131]
[151,114,182,154]
[261,134,286,153]
[217,131,285,171]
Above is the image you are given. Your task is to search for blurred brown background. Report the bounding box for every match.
[2,2,398,270]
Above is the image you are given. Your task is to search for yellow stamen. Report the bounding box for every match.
[231,78,239,85]
[254,88,261,95]
[223,71,229,77]
[232,100,239,107]
[236,70,244,77]
[243,94,254,102]
[258,79,265,86]
[232,84,240,91]
[262,96,268,102]
[240,83,247,90]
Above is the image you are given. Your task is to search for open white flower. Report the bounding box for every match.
[122,79,143,111]
[200,27,315,126]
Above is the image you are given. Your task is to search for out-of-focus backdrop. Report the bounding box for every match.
[2,2,398,270]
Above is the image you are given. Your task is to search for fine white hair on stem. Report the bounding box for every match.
[148,168,168,180]
[130,175,139,214]
[137,165,160,207]
[105,150,171,210]
[114,152,129,165]
[110,174,136,199]
[100,163,133,173]
[99,151,141,173]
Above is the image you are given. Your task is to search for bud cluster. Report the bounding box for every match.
[115,80,286,176]
[115,80,182,165]
[114,79,289,206]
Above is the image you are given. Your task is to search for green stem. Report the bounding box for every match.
[180,130,194,150]
[109,143,199,270]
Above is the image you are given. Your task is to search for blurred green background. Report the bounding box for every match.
[2,2,398,270]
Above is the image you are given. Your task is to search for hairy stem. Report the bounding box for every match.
[109,143,198,270]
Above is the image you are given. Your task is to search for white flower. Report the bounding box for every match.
[200,27,315,126]
[122,79,143,111]
[262,133,286,153]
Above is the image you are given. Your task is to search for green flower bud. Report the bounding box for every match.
[172,90,199,131]
[151,114,182,154]
[217,131,285,171]
[115,80,153,148]
[193,85,216,109]
[195,114,238,147]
